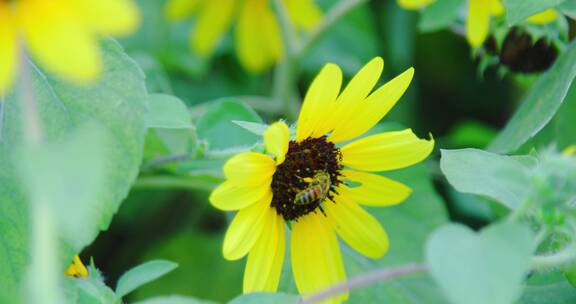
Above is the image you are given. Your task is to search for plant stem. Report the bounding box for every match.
[298,0,368,56]
[531,242,576,271]
[134,175,219,192]
[300,264,427,304]
[19,49,43,144]
[272,0,299,57]
[507,197,533,223]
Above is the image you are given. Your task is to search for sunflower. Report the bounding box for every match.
[209,57,434,302]
[165,0,322,73]
[397,0,558,49]
[0,0,140,95]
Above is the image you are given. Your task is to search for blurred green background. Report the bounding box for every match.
[81,0,573,302]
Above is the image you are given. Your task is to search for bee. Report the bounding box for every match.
[294,172,331,205]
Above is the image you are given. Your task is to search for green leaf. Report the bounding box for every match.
[519,272,576,303]
[419,0,465,33]
[146,94,194,129]
[196,99,263,150]
[559,1,576,19]
[488,36,576,153]
[116,260,178,298]
[228,293,299,304]
[426,222,534,304]
[133,295,216,304]
[19,124,108,251]
[440,149,537,209]
[65,261,118,304]
[231,120,269,136]
[564,264,576,288]
[502,0,566,25]
[0,38,147,303]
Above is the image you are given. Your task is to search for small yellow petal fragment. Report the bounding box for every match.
[165,0,199,21]
[341,129,434,172]
[192,0,235,56]
[65,255,88,278]
[296,63,343,142]
[466,0,491,48]
[527,9,558,25]
[341,170,412,206]
[223,194,273,260]
[291,214,347,303]
[285,0,322,30]
[0,4,16,96]
[243,212,285,293]
[264,121,290,164]
[210,181,271,211]
[325,195,389,259]
[563,145,576,156]
[223,152,276,186]
[397,0,436,10]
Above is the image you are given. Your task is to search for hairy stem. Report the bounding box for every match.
[300,264,427,304]
[19,48,43,144]
[531,242,576,271]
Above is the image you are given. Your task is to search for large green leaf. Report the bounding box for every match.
[0,39,148,303]
[426,222,534,304]
[440,149,537,210]
[502,0,566,25]
[488,40,576,153]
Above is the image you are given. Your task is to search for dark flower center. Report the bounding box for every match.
[270,136,342,221]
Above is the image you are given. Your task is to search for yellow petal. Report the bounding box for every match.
[18,0,101,83]
[488,0,504,16]
[64,255,89,278]
[325,195,389,259]
[223,152,276,186]
[75,0,140,36]
[319,57,384,139]
[328,67,414,143]
[0,4,16,96]
[223,196,273,260]
[244,212,285,292]
[296,63,343,141]
[291,214,347,303]
[165,0,199,21]
[235,0,282,73]
[466,0,491,48]
[192,0,235,56]
[341,170,412,206]
[285,0,322,31]
[563,145,576,156]
[264,121,290,164]
[210,181,271,211]
[527,9,558,25]
[341,129,434,172]
[397,0,436,10]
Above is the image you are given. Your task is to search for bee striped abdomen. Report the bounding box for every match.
[294,186,323,205]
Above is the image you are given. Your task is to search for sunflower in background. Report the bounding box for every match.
[210,57,434,303]
[396,0,558,48]
[165,0,322,73]
[0,0,140,96]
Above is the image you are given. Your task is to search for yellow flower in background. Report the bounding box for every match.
[64,255,89,278]
[210,57,434,302]
[165,0,322,73]
[466,0,504,48]
[0,0,140,96]
[526,9,558,25]
[397,0,436,10]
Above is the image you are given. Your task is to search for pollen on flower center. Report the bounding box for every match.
[270,136,342,221]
